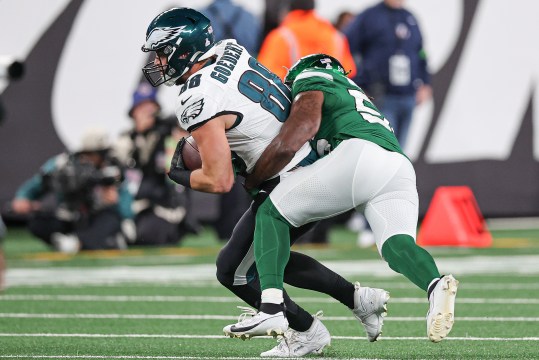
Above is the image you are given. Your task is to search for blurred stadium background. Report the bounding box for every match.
[1,0,539,359]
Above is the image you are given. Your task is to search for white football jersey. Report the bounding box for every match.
[175,39,312,175]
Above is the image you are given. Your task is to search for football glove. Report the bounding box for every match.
[246,176,280,213]
[168,138,192,187]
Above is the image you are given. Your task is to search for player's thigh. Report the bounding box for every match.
[363,160,419,255]
[269,139,367,227]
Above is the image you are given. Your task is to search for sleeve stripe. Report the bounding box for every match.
[296,70,334,82]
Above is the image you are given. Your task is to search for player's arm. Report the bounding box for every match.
[188,116,235,193]
[244,90,324,190]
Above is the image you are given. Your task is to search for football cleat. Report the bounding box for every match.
[51,233,80,255]
[223,306,288,340]
[260,311,331,357]
[352,282,390,342]
[427,274,459,342]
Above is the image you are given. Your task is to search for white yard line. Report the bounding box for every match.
[0,333,537,341]
[10,281,539,291]
[0,356,379,360]
[2,294,538,304]
[0,313,538,322]
[6,255,539,287]
[0,358,340,360]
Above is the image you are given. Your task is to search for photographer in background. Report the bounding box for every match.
[11,127,133,254]
[113,83,189,246]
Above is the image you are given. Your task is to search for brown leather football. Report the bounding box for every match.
[182,136,202,170]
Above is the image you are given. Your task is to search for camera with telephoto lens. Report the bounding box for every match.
[49,156,121,210]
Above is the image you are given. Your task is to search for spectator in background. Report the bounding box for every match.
[334,10,354,31]
[114,83,189,246]
[10,127,132,254]
[344,0,432,149]
[261,0,289,39]
[201,0,261,55]
[343,0,432,247]
[257,0,356,80]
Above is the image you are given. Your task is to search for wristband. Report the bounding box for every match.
[168,169,192,188]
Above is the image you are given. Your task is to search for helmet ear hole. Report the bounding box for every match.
[178,52,190,60]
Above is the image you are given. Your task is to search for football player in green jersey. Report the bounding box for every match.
[227,54,459,344]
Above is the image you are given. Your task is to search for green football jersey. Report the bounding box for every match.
[291,68,405,158]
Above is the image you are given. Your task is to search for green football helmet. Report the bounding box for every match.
[142,8,215,87]
[284,54,347,86]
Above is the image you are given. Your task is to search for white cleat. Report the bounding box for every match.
[223,306,288,340]
[51,232,80,255]
[261,311,331,357]
[427,274,459,342]
[352,282,390,342]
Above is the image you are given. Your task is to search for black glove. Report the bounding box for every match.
[247,176,280,213]
[170,137,187,171]
[168,138,192,187]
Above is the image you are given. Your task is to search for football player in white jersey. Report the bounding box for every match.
[141,8,390,357]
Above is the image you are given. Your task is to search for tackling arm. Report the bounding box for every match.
[244,90,324,190]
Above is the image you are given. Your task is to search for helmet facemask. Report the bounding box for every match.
[142,46,179,87]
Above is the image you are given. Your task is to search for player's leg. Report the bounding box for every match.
[217,205,312,332]
[222,200,292,339]
[218,203,333,351]
[361,149,458,342]
[251,140,390,340]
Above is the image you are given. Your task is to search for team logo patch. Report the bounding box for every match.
[180,99,204,124]
[145,26,186,50]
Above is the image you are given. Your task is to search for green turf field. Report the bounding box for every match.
[1,226,539,359]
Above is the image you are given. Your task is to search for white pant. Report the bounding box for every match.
[270,138,419,254]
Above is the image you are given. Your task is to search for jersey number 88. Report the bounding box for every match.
[238,58,292,123]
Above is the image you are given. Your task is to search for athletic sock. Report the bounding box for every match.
[260,302,285,315]
[261,288,284,304]
[381,234,441,292]
[254,199,291,291]
[285,251,355,309]
[427,276,443,299]
[284,291,314,332]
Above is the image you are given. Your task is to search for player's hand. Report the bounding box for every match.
[251,189,269,213]
[168,137,193,187]
[11,198,39,214]
[416,84,432,105]
[246,176,280,212]
[243,175,256,193]
[170,137,188,172]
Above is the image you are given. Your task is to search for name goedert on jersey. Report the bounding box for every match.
[210,41,243,84]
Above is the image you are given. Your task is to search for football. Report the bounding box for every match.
[182,136,202,170]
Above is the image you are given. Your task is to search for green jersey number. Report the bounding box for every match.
[238,57,291,122]
[348,89,394,132]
